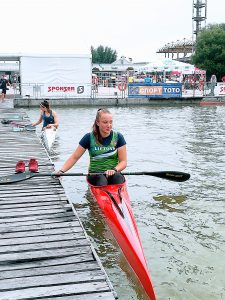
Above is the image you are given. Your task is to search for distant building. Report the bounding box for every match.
[92,56,149,77]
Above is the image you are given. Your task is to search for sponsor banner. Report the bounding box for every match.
[216,83,225,96]
[128,83,182,98]
[46,85,87,96]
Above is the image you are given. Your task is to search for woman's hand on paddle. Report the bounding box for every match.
[52,169,64,179]
[105,169,116,177]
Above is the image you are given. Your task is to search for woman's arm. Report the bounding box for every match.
[53,111,58,128]
[59,145,86,173]
[115,145,127,172]
[32,114,43,127]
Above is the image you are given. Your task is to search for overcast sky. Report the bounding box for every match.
[1,0,224,62]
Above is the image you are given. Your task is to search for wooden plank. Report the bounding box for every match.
[0,221,80,233]
[0,207,69,218]
[0,186,63,196]
[0,187,64,195]
[0,270,105,291]
[0,226,84,239]
[0,232,85,247]
[0,204,65,212]
[0,200,68,209]
[0,211,76,224]
[0,239,90,254]
[0,190,65,198]
[0,246,92,263]
[0,190,64,196]
[0,216,76,228]
[0,253,96,272]
[0,196,68,205]
[0,261,100,279]
[0,282,112,300]
[32,292,116,300]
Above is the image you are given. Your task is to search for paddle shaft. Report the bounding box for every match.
[0,171,190,185]
[57,171,190,182]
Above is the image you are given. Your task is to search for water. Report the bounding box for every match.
[27,105,225,300]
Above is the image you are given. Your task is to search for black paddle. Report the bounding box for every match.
[0,171,190,185]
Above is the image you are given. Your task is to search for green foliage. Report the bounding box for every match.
[91,45,117,64]
[192,23,225,80]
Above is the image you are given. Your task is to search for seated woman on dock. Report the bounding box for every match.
[57,108,127,186]
[32,100,58,129]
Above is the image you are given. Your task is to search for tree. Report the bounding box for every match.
[91,45,117,63]
[192,24,225,80]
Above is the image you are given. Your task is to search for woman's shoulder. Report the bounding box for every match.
[83,132,91,139]
[114,131,126,146]
[79,132,91,149]
[114,131,125,139]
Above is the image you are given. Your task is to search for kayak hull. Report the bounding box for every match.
[87,179,156,300]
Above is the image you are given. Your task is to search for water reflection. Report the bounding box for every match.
[153,194,186,212]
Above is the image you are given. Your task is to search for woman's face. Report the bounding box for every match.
[40,105,47,112]
[97,112,113,137]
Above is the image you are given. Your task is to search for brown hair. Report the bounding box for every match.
[40,99,50,112]
[92,108,111,144]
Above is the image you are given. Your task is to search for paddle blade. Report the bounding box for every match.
[145,171,190,182]
[0,172,34,184]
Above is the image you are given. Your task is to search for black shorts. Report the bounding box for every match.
[87,172,125,187]
[1,89,6,94]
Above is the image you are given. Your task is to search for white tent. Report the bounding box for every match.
[138,58,204,74]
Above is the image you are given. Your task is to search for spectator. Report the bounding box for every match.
[144,75,152,83]
[128,76,134,83]
[210,74,217,96]
[0,75,10,102]
[199,75,205,92]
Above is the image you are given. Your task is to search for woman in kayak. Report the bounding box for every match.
[58,108,127,186]
[32,100,58,129]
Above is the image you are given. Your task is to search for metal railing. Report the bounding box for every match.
[7,81,225,99]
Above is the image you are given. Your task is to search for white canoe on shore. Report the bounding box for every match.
[41,127,57,151]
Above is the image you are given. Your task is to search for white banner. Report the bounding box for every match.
[20,55,92,98]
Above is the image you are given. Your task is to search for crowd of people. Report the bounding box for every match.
[92,71,225,96]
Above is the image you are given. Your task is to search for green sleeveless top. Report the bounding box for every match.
[89,131,119,172]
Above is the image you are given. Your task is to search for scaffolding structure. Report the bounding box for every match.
[192,0,207,38]
[157,1,207,62]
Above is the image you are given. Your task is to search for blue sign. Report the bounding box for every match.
[128,83,182,98]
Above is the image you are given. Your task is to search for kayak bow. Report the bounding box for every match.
[87,178,156,300]
[41,127,57,151]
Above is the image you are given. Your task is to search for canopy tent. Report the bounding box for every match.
[138,58,205,75]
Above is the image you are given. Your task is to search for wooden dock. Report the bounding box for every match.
[0,109,117,300]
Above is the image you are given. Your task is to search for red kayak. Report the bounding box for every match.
[87,178,156,300]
